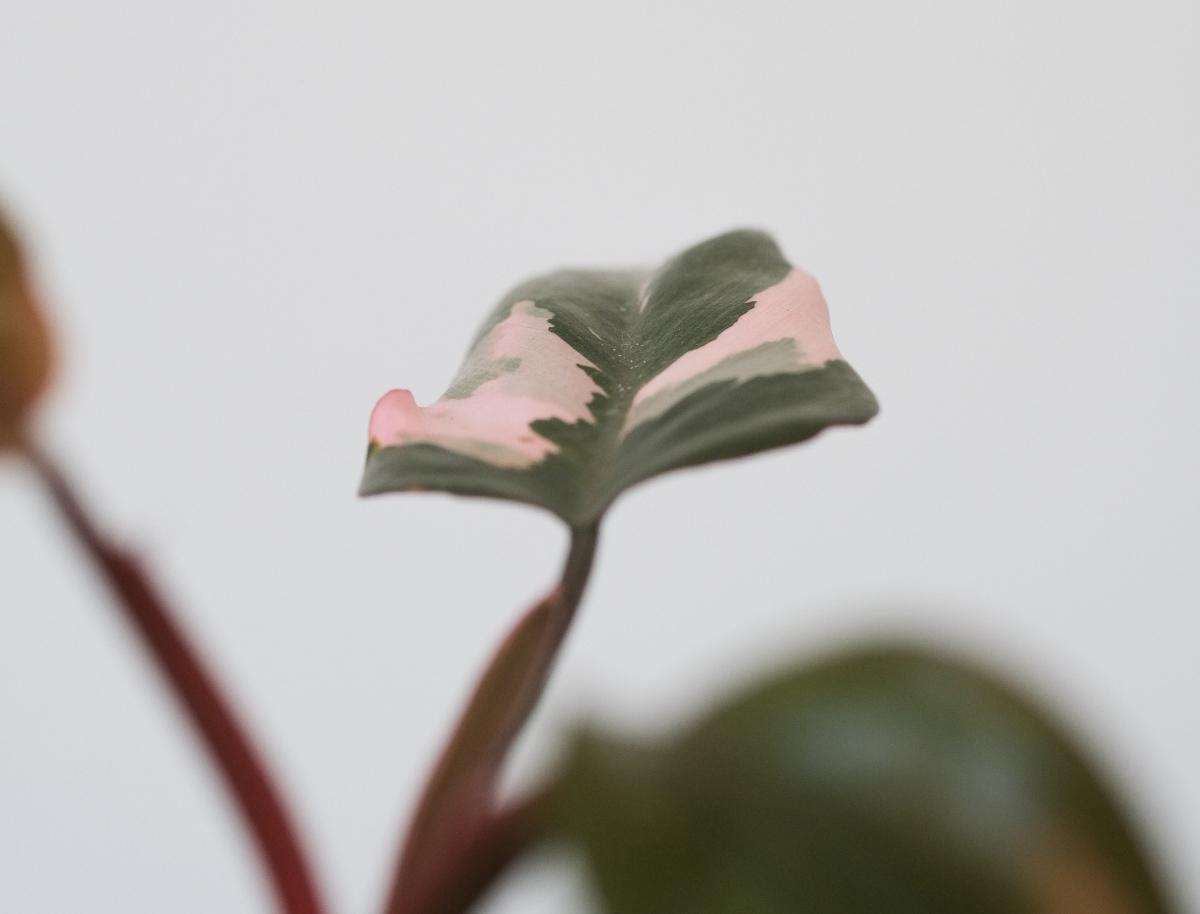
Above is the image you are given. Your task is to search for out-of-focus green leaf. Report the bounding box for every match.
[548,646,1173,914]
[0,210,53,448]
[361,230,877,525]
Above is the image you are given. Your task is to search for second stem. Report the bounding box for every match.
[386,524,599,914]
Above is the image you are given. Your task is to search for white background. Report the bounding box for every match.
[2,2,1197,912]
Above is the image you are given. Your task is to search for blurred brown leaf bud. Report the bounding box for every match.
[0,209,54,449]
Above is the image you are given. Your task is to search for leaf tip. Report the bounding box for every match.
[368,388,421,450]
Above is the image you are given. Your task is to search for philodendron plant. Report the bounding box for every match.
[3,211,1175,914]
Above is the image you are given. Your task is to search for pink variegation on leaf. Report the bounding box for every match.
[362,229,878,524]
[369,299,601,468]
[625,268,842,431]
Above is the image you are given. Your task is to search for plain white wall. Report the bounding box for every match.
[2,1,1197,912]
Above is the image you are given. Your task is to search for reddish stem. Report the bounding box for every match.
[384,526,598,914]
[397,791,545,914]
[25,441,328,914]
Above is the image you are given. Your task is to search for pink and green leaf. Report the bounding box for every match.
[361,230,877,524]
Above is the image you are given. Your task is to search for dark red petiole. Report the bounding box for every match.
[24,440,328,914]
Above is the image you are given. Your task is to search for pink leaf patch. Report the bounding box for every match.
[369,300,601,468]
[626,269,842,430]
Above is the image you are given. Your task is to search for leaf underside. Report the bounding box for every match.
[361,230,877,525]
[550,646,1173,914]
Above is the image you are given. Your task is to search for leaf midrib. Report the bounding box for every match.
[568,276,648,523]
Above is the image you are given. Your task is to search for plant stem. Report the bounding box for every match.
[396,790,545,914]
[24,441,328,914]
[384,525,599,914]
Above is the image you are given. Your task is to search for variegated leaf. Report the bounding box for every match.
[361,230,877,525]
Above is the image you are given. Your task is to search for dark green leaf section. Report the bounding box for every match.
[361,230,877,525]
[548,646,1173,914]
[612,362,873,491]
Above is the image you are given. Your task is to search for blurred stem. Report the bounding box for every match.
[385,525,599,914]
[396,789,547,914]
[23,439,328,914]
